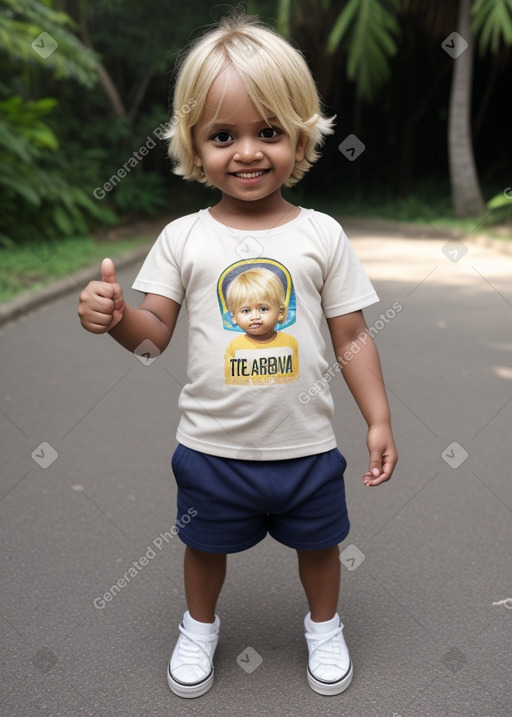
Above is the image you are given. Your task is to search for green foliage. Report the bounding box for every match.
[0,0,97,86]
[472,0,512,54]
[0,94,115,246]
[486,190,512,223]
[326,0,401,101]
[0,95,57,234]
[109,172,167,217]
[0,234,150,303]
[1,0,510,245]
[0,0,117,245]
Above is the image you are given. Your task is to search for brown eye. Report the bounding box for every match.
[212,131,233,143]
[260,127,281,139]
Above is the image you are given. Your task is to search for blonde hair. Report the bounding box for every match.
[226,268,286,318]
[165,13,335,187]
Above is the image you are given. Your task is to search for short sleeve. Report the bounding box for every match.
[132,225,185,304]
[321,225,379,318]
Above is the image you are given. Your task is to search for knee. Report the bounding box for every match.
[297,546,339,562]
[186,546,226,563]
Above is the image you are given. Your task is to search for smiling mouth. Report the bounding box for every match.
[232,170,270,179]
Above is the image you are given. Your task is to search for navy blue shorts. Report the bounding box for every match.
[171,444,350,554]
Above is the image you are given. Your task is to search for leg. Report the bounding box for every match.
[168,546,225,698]
[184,546,227,623]
[296,545,340,622]
[298,545,352,695]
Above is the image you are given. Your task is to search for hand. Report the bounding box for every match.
[363,423,397,487]
[78,258,125,334]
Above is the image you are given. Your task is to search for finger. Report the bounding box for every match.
[101,257,117,284]
[363,461,394,486]
[79,289,115,316]
[100,259,124,312]
[369,452,383,478]
[363,471,386,487]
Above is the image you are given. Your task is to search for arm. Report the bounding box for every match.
[327,310,397,486]
[78,258,181,353]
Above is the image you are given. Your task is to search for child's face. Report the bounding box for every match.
[192,65,304,205]
[231,301,284,342]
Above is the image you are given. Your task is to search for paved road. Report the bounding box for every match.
[1,222,511,717]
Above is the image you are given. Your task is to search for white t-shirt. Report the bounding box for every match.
[132,208,378,460]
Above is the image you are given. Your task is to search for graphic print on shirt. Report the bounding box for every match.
[217,258,299,386]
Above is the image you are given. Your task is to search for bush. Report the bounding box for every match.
[0,95,116,246]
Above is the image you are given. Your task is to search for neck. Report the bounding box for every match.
[211,191,299,230]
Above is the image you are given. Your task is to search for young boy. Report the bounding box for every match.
[224,267,299,385]
[78,13,397,699]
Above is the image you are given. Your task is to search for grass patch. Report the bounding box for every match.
[289,181,512,240]
[0,234,151,304]
[2,183,511,306]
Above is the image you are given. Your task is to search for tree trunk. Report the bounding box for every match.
[448,0,486,217]
[77,3,127,118]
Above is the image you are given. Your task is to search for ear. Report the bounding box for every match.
[278,305,287,322]
[295,133,306,163]
[192,138,203,168]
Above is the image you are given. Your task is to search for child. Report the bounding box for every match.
[224,267,299,385]
[78,13,397,699]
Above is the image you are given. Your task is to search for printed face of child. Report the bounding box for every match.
[231,301,285,342]
[192,65,304,205]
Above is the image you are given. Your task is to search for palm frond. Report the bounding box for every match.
[472,0,512,54]
[327,0,401,101]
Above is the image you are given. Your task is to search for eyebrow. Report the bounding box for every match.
[206,116,278,130]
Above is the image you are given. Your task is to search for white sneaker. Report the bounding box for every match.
[304,612,353,695]
[167,612,220,698]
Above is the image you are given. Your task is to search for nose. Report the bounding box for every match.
[234,138,264,163]
[250,307,260,319]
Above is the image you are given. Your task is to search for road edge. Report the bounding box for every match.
[1,218,510,328]
[0,244,151,329]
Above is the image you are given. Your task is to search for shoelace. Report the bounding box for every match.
[305,625,344,664]
[176,624,217,666]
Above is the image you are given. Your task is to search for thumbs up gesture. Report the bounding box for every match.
[78,258,125,333]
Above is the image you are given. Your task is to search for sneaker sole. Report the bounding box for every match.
[307,660,353,696]
[167,664,214,698]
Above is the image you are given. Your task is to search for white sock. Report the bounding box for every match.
[183,610,220,635]
[305,612,339,634]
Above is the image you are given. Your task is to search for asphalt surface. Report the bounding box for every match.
[1,220,511,717]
